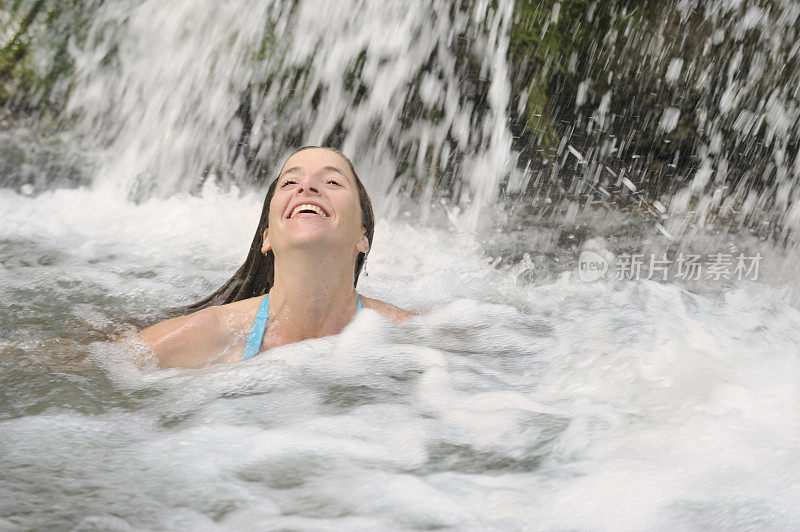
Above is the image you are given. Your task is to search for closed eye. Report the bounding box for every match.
[281,179,297,187]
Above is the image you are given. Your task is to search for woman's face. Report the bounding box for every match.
[262,148,369,258]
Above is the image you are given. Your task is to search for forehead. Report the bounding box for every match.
[279,149,354,182]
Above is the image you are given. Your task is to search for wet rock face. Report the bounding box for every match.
[3,0,800,239]
[0,0,98,116]
[505,0,800,237]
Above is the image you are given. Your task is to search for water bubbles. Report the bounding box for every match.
[666,58,684,83]
[659,107,681,133]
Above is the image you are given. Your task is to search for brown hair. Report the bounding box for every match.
[176,146,374,315]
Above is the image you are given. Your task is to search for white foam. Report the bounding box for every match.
[3,187,800,529]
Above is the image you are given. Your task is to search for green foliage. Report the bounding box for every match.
[0,0,45,103]
[0,0,100,114]
[253,26,277,63]
[508,0,649,158]
[510,0,575,154]
[524,73,559,156]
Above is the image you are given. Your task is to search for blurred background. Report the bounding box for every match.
[3,0,800,266]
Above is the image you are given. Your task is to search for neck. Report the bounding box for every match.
[267,247,359,344]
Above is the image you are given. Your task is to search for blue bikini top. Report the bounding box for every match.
[241,293,363,360]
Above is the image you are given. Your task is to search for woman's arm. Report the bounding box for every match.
[136,307,232,369]
[361,296,416,323]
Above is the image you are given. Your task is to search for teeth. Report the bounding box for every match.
[290,204,326,218]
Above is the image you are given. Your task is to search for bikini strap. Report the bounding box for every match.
[242,294,269,360]
[242,293,362,360]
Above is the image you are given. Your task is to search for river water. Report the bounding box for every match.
[3,184,799,530]
[3,0,800,530]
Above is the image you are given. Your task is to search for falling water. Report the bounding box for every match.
[63,0,519,229]
[3,0,800,529]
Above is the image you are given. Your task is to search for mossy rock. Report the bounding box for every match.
[0,0,99,117]
[507,0,652,160]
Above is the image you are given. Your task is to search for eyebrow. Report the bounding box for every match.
[280,165,347,178]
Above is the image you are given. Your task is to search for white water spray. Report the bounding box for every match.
[66,0,518,230]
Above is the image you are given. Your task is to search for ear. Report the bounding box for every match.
[355,230,370,254]
[261,228,271,254]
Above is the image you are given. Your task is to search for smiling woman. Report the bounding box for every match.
[136,146,413,368]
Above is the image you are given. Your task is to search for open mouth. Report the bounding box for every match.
[289,203,329,218]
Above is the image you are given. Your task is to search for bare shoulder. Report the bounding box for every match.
[136,306,229,368]
[216,295,265,326]
[134,296,265,369]
[360,295,417,323]
[137,305,223,344]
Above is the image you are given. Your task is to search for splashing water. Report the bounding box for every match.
[2,185,800,529]
[2,0,800,529]
[64,0,518,228]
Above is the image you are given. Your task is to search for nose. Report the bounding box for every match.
[296,177,320,195]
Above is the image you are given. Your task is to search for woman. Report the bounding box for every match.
[137,146,413,368]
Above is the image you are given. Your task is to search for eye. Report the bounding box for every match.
[281,179,297,188]
[326,178,342,186]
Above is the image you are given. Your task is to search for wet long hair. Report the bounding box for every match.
[176,146,374,315]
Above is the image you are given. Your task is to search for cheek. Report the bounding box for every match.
[349,199,365,230]
[268,197,283,225]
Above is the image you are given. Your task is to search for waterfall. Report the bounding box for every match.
[4,0,800,242]
[5,5,800,528]
[65,0,281,198]
[63,0,518,229]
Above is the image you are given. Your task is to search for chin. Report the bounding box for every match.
[285,227,338,248]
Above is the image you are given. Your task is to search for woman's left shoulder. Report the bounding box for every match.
[360,295,416,323]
